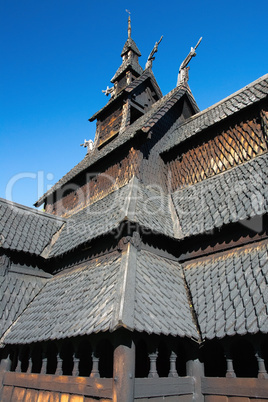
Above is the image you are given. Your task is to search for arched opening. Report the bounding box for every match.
[61,341,74,376]
[46,342,58,375]
[261,339,268,373]
[231,339,258,378]
[135,339,150,378]
[19,345,30,373]
[97,339,113,378]
[201,340,227,377]
[78,340,92,377]
[156,340,170,377]
[176,340,187,376]
[32,343,42,374]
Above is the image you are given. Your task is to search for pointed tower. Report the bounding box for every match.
[34,18,199,217]
[89,16,163,151]
[110,15,143,93]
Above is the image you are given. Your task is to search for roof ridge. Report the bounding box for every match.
[185,73,268,125]
[110,243,137,331]
[162,73,268,153]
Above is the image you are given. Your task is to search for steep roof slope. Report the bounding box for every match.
[46,178,176,257]
[0,270,49,342]
[1,247,199,345]
[184,242,268,339]
[172,152,268,238]
[0,198,64,256]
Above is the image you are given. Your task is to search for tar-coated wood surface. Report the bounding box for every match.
[168,112,267,192]
[45,147,142,217]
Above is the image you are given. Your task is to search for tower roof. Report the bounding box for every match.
[111,15,143,84]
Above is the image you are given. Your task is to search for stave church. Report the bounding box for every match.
[1,16,268,402]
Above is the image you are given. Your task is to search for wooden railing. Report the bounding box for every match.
[134,377,194,398]
[1,372,113,401]
[202,377,268,400]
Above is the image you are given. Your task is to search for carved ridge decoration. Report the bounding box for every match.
[168,116,267,191]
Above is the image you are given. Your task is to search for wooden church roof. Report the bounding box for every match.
[1,24,268,347]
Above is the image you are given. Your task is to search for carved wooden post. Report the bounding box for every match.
[254,343,268,379]
[73,354,80,377]
[223,344,236,378]
[90,351,100,378]
[14,347,20,373]
[0,349,12,373]
[40,356,47,375]
[168,351,178,377]
[27,347,33,374]
[113,331,135,402]
[55,349,63,376]
[225,357,236,378]
[148,352,158,378]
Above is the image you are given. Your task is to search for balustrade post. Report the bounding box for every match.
[0,349,12,373]
[90,352,100,378]
[223,342,236,378]
[73,355,80,377]
[148,352,158,378]
[254,343,268,379]
[55,351,63,376]
[168,351,178,377]
[40,355,47,375]
[27,347,33,374]
[14,347,20,373]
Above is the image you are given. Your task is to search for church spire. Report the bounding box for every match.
[110,14,143,86]
[128,15,131,39]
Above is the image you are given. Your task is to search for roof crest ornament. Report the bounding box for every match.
[80,139,94,154]
[126,9,131,38]
[177,37,202,86]
[145,35,163,70]
[102,85,114,97]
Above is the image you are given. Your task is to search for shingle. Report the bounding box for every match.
[184,243,268,340]
[35,83,198,208]
[162,74,268,153]
[2,249,200,345]
[0,271,47,340]
[172,153,268,238]
[0,198,64,256]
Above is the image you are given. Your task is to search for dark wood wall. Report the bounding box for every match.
[167,106,268,192]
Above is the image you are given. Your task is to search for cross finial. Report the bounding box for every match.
[126,10,131,38]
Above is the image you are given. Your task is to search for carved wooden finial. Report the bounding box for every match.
[126,10,131,38]
[145,35,163,70]
[177,37,202,86]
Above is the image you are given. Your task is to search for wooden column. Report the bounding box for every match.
[186,355,204,402]
[113,330,135,402]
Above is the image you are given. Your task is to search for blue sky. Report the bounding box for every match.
[1,0,267,208]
